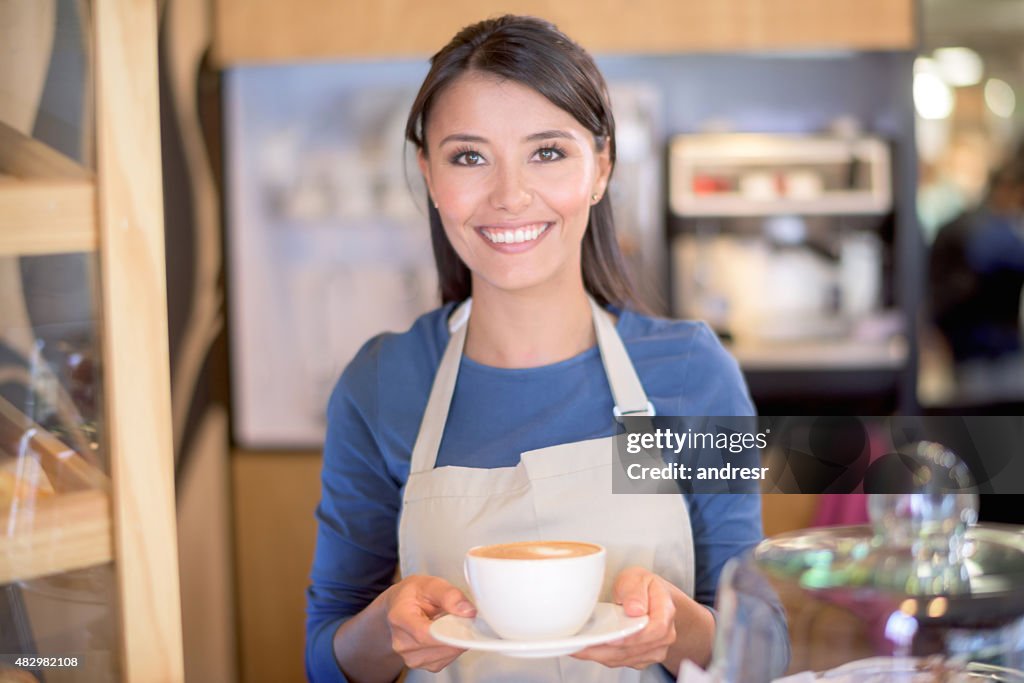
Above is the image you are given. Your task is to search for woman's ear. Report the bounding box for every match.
[592,143,612,201]
[417,149,436,206]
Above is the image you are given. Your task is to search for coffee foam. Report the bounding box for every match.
[469,541,601,560]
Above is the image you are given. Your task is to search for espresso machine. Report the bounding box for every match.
[667,132,902,412]
[668,132,893,342]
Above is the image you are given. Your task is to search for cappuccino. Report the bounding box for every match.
[468,541,601,561]
[464,540,606,640]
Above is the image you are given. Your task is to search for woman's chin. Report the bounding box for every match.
[472,269,578,299]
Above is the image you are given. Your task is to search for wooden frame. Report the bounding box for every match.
[94,0,185,680]
[213,0,917,65]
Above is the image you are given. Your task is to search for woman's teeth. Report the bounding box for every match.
[480,223,550,244]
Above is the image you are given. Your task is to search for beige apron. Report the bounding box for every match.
[397,298,695,683]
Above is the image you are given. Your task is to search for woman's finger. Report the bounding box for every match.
[644,578,677,643]
[613,566,652,617]
[385,576,475,672]
[411,576,476,618]
[388,595,434,639]
[573,568,677,668]
[430,581,477,618]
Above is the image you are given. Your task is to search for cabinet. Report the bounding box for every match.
[0,1,184,681]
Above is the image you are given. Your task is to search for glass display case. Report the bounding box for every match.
[698,447,1024,683]
[0,313,118,681]
[0,1,183,681]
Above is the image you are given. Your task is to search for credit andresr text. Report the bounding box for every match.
[626,462,770,481]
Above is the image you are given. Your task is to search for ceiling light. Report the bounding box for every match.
[933,47,984,87]
[914,56,939,75]
[914,72,955,120]
[984,78,1016,118]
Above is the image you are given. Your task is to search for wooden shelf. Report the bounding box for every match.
[668,134,893,218]
[668,192,892,218]
[0,396,112,584]
[0,120,96,256]
[213,0,916,65]
[0,488,113,584]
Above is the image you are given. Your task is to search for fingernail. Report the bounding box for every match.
[456,600,475,614]
[626,600,644,614]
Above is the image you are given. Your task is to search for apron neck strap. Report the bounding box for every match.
[409,296,652,474]
[588,297,654,421]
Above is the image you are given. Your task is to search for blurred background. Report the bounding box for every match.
[1,1,1022,681]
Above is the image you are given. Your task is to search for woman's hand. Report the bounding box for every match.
[572,566,679,670]
[383,575,477,673]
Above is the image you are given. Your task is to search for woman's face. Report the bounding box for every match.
[418,71,611,298]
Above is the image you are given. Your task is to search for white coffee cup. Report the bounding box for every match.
[464,540,606,641]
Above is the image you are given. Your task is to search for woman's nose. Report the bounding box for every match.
[489,163,532,213]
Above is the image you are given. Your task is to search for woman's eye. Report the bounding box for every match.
[455,151,484,166]
[535,147,565,162]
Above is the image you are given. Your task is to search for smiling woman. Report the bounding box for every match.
[306,15,766,683]
[405,16,636,318]
[415,72,611,352]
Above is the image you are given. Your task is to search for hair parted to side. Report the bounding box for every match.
[405,14,643,311]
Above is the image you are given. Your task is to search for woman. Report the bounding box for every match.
[306,15,762,683]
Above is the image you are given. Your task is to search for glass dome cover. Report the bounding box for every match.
[703,443,1024,683]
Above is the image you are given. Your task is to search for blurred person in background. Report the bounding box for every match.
[928,141,1024,403]
[918,129,994,242]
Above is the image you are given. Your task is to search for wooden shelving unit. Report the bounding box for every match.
[1,0,184,680]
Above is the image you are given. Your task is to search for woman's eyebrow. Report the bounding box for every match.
[524,129,574,142]
[438,130,576,146]
[439,133,487,146]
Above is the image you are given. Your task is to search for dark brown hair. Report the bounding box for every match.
[405,15,641,310]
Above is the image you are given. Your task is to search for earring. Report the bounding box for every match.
[591,193,600,203]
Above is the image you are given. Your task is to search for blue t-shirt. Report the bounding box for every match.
[306,303,763,682]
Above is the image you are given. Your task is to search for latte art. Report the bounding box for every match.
[469,540,601,560]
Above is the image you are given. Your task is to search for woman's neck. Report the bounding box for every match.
[462,281,596,369]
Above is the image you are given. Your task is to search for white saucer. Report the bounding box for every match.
[429,602,648,658]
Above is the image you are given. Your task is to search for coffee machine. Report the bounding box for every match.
[668,133,894,346]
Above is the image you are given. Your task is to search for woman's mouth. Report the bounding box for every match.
[477,223,552,252]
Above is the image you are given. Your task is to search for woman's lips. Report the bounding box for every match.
[476,222,553,253]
